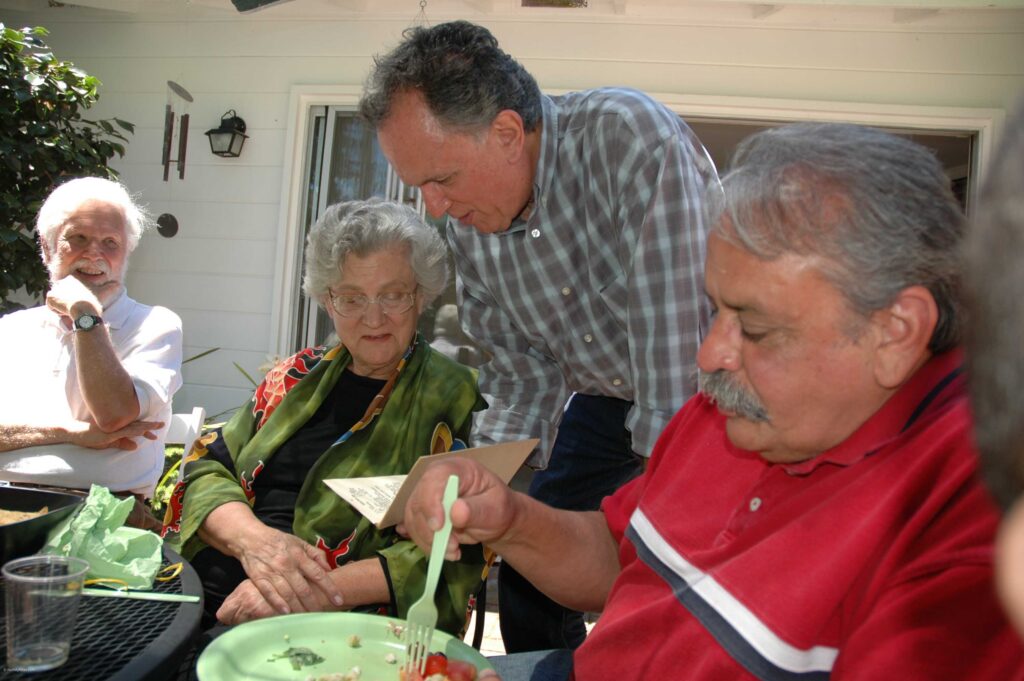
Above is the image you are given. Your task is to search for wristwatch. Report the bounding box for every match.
[73,313,103,332]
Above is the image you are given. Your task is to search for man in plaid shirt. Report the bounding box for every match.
[360,20,717,652]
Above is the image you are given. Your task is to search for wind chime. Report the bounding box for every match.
[162,80,193,181]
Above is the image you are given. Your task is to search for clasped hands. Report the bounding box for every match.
[67,418,163,450]
[217,526,343,625]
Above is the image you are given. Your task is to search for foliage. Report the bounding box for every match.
[149,348,261,514]
[0,24,134,314]
[151,444,184,515]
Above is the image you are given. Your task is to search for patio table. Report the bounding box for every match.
[0,545,202,680]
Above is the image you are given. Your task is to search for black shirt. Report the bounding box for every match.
[191,368,386,619]
[253,369,386,533]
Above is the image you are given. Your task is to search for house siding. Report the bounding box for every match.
[4,3,1023,417]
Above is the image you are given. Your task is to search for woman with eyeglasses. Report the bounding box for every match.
[163,198,486,634]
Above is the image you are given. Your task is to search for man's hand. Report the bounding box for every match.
[404,459,622,614]
[233,524,344,616]
[399,458,518,561]
[66,419,163,450]
[45,276,108,319]
[0,419,162,453]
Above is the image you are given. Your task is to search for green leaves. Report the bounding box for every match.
[0,23,134,313]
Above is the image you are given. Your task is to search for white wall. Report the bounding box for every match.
[4,1,1023,417]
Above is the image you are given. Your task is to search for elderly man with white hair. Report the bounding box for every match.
[0,177,183,524]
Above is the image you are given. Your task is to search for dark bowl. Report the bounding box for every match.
[0,486,85,564]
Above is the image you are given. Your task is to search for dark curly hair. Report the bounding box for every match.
[358,20,542,134]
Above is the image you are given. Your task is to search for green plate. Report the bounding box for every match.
[197,611,494,680]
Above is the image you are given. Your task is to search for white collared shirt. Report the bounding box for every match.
[0,292,183,494]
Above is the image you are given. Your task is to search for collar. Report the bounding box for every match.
[44,289,131,334]
[99,290,131,330]
[781,349,965,476]
[504,94,557,235]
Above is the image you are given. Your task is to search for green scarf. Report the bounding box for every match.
[166,338,487,635]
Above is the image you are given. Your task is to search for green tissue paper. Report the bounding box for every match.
[42,485,163,589]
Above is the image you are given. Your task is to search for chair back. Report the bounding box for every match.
[166,406,206,454]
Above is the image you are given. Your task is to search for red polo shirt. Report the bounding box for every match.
[575,351,1024,680]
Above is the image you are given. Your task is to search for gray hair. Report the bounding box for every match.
[711,122,965,353]
[302,198,448,308]
[37,177,149,256]
[358,20,542,135]
[965,102,1024,511]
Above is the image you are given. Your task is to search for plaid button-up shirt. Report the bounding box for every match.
[448,88,718,467]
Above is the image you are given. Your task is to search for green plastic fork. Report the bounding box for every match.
[404,473,459,675]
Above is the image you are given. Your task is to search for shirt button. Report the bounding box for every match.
[612,378,623,386]
[531,228,541,238]
[561,287,571,297]
[749,497,762,511]
[583,334,593,343]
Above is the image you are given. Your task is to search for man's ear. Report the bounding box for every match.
[490,109,526,162]
[870,285,938,389]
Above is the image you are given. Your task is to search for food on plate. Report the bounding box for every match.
[264,622,480,681]
[399,652,478,681]
[0,506,48,525]
[267,646,325,671]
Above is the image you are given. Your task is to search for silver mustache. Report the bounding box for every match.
[698,370,770,422]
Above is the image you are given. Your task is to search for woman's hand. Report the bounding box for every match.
[234,524,343,615]
[215,557,390,625]
[198,502,344,617]
[217,578,273,625]
[216,575,339,625]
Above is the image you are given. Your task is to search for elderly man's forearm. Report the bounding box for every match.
[0,423,74,452]
[72,327,141,431]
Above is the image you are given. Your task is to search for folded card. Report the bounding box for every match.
[324,439,538,528]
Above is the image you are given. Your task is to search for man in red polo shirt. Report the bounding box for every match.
[403,122,1024,680]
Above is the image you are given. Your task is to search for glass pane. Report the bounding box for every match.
[297,112,392,350]
[325,115,390,204]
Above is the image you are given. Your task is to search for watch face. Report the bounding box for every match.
[75,314,100,331]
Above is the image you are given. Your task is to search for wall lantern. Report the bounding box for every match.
[205,110,249,158]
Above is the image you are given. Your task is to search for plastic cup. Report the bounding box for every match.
[3,555,89,672]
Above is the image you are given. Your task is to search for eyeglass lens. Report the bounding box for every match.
[332,291,416,317]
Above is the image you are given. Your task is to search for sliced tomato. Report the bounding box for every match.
[446,659,478,681]
[423,652,448,676]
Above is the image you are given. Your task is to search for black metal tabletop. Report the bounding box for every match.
[0,546,203,680]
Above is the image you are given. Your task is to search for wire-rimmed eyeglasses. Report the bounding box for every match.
[328,287,418,318]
